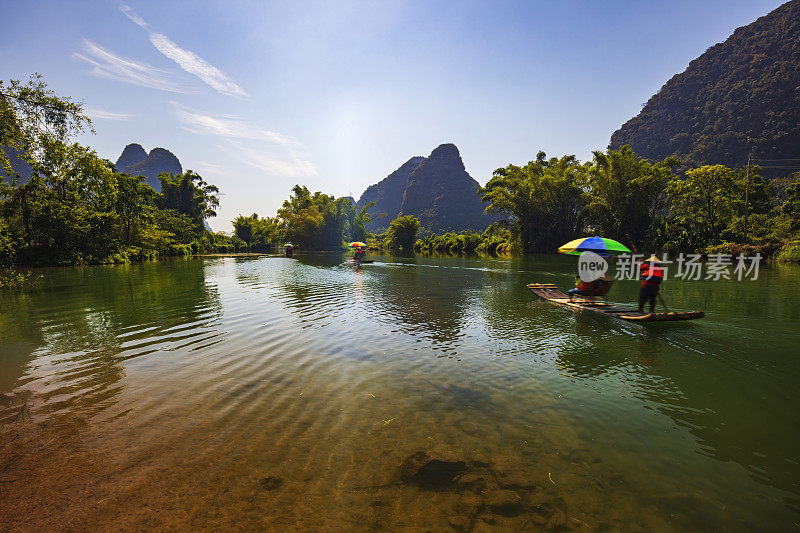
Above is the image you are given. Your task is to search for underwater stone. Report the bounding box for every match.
[485,489,522,515]
[400,451,467,489]
[259,476,283,490]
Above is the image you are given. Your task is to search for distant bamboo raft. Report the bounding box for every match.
[526,283,705,322]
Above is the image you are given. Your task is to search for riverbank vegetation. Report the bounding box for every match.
[471,147,800,260]
[407,147,799,260]
[0,76,242,269]
[3,76,798,268]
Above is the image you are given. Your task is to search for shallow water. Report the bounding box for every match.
[1,254,799,531]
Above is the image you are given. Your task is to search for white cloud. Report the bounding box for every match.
[75,40,186,93]
[221,140,318,178]
[150,33,247,97]
[84,106,135,121]
[172,103,292,144]
[118,5,246,97]
[194,161,224,172]
[120,4,148,29]
[172,103,316,178]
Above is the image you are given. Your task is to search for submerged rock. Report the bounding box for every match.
[259,476,283,490]
[454,472,487,493]
[400,451,467,489]
[448,514,471,531]
[485,489,522,515]
[544,507,567,530]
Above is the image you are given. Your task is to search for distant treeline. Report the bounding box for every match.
[0,76,244,270]
[232,185,371,252]
[415,148,800,261]
[3,76,799,273]
[231,188,419,253]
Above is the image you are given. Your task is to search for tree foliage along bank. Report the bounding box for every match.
[0,75,239,268]
[476,148,800,260]
[270,148,797,260]
[2,75,799,268]
[275,185,372,250]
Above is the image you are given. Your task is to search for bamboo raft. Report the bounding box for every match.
[526,283,705,322]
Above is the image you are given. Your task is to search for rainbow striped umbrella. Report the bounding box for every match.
[349,242,367,248]
[558,236,631,256]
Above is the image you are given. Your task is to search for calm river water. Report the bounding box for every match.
[1,254,799,531]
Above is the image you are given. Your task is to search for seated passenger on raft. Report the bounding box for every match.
[568,275,613,301]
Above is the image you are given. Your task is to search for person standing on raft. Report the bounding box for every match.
[638,255,664,314]
[353,246,366,262]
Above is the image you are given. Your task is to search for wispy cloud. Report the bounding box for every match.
[84,106,135,121]
[120,4,148,29]
[119,5,247,97]
[75,39,186,93]
[172,103,291,144]
[172,102,316,178]
[195,161,224,171]
[150,34,247,97]
[221,140,318,178]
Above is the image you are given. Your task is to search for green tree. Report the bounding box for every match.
[480,152,589,253]
[233,214,256,250]
[1,74,92,183]
[152,209,199,245]
[742,169,772,216]
[277,185,352,249]
[584,146,679,248]
[158,170,219,229]
[386,215,420,251]
[115,173,158,244]
[252,216,283,247]
[781,173,800,226]
[357,202,375,240]
[666,164,741,246]
[345,201,373,243]
[231,213,283,250]
[0,75,224,266]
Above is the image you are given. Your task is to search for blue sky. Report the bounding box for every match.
[1,0,785,231]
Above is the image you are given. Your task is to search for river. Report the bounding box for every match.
[1,254,798,531]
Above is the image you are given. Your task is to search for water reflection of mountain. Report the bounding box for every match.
[0,260,222,423]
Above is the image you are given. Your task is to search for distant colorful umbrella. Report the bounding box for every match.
[284,243,293,247]
[558,236,631,256]
[349,241,367,248]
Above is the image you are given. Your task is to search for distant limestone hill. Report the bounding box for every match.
[0,146,33,184]
[357,144,495,233]
[116,144,183,189]
[358,156,425,232]
[609,0,800,175]
[116,143,148,170]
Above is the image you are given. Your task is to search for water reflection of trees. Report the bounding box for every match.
[0,259,221,423]
[554,315,800,512]
[242,254,489,357]
[227,252,800,510]
[363,257,488,354]
[472,254,800,513]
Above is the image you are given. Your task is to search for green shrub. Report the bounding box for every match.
[776,241,800,263]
